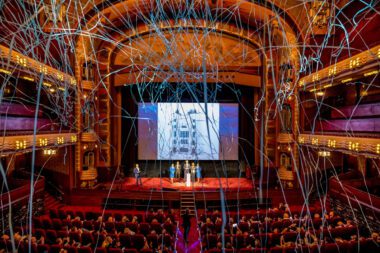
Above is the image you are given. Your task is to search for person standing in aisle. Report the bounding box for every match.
[182,208,191,245]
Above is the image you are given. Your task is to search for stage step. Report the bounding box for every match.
[180,192,196,216]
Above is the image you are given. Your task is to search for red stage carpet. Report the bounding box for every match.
[121,177,254,191]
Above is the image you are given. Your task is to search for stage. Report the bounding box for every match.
[68,177,303,208]
[109,177,255,191]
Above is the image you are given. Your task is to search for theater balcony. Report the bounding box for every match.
[0,45,78,154]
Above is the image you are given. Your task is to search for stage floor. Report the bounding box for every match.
[115,177,254,191]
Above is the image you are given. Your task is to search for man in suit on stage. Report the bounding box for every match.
[175,161,181,182]
[133,164,142,186]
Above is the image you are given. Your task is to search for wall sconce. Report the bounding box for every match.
[348,141,359,151]
[43,149,57,155]
[0,68,11,75]
[57,137,65,144]
[312,138,319,145]
[16,55,28,67]
[349,57,360,69]
[341,78,353,84]
[327,139,336,148]
[71,135,77,143]
[39,138,48,146]
[39,65,48,75]
[364,70,378,77]
[328,66,336,77]
[15,140,27,150]
[376,144,380,154]
[316,91,325,96]
[318,151,331,157]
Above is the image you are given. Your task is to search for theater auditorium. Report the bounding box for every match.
[0,1,379,253]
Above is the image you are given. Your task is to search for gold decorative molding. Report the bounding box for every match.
[298,134,380,157]
[81,132,97,142]
[299,45,380,89]
[277,133,293,144]
[114,71,261,87]
[0,133,77,153]
[82,80,95,90]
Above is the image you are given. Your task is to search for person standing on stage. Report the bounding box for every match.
[190,162,196,183]
[183,160,190,180]
[175,161,181,182]
[182,208,191,244]
[169,163,175,184]
[133,164,142,186]
[196,162,202,183]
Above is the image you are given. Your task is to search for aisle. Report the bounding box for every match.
[175,215,202,253]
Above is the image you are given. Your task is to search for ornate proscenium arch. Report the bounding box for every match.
[109,21,264,87]
[75,0,301,71]
[73,0,303,186]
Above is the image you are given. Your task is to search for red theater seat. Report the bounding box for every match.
[57,230,69,238]
[205,250,221,253]
[33,217,42,228]
[69,231,81,242]
[49,209,59,219]
[65,210,74,217]
[147,234,158,249]
[270,246,284,253]
[46,230,57,244]
[81,232,94,247]
[83,220,93,231]
[123,249,138,253]
[203,234,217,249]
[37,244,50,253]
[49,244,63,253]
[253,248,268,253]
[150,222,162,234]
[52,218,63,230]
[114,213,123,222]
[64,245,78,253]
[115,222,126,233]
[281,219,292,229]
[239,248,253,253]
[85,211,94,221]
[104,221,115,233]
[132,234,145,250]
[233,234,246,249]
[238,222,250,232]
[140,249,153,253]
[119,234,132,248]
[72,219,83,228]
[92,233,106,248]
[108,248,122,253]
[93,221,104,231]
[163,222,175,235]
[94,248,107,253]
[78,246,93,253]
[139,222,150,235]
[75,211,85,220]
[58,210,67,219]
[34,228,46,239]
